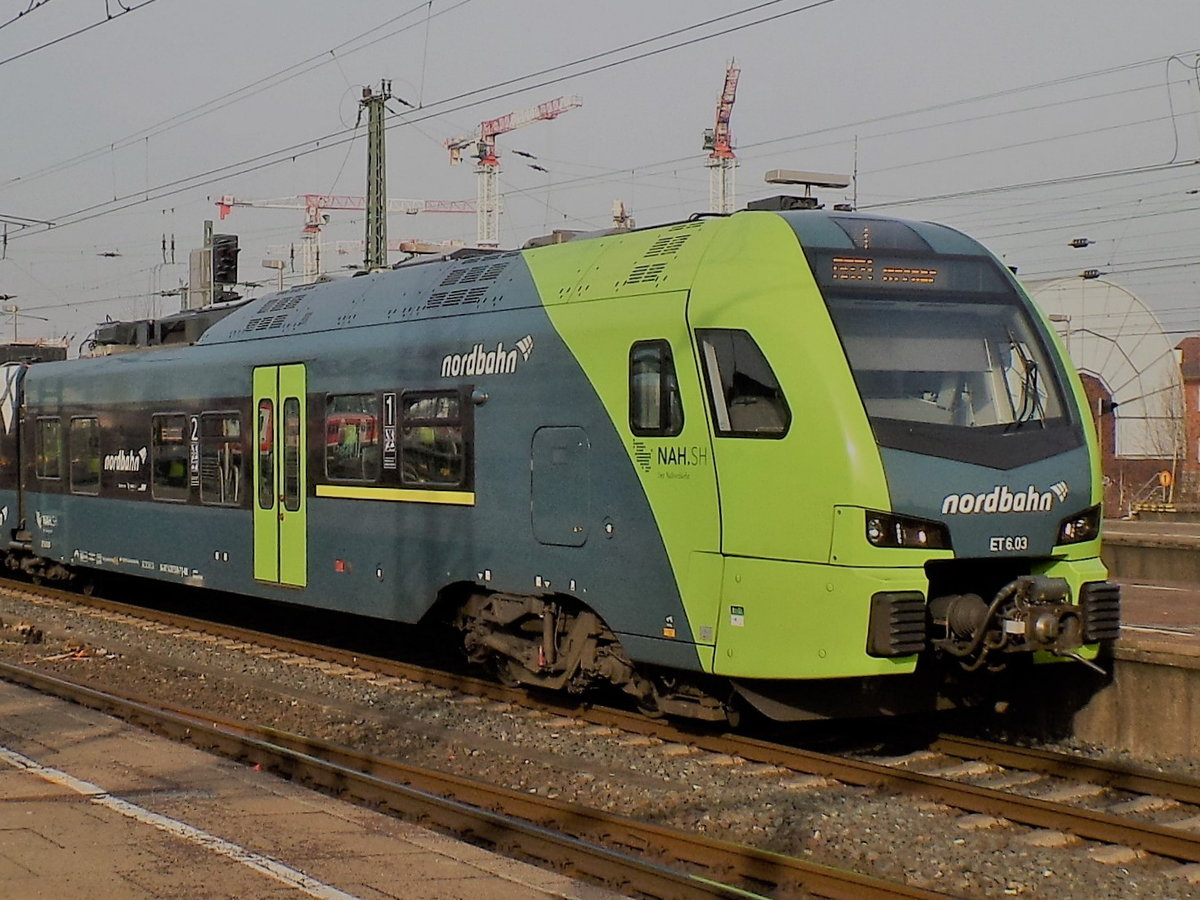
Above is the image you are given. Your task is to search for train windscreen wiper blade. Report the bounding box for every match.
[1007,331,1045,430]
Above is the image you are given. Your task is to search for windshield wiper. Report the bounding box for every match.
[1007,330,1045,430]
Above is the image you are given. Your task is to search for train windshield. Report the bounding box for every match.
[811,250,1082,468]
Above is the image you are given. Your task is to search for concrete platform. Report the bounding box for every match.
[1069,571,1200,759]
[0,681,620,900]
[1103,518,1200,583]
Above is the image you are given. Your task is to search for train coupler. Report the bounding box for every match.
[932,575,1094,672]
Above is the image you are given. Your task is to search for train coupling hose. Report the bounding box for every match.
[936,575,1081,671]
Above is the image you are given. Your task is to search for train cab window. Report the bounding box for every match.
[151,414,190,502]
[325,394,380,482]
[35,417,62,479]
[696,329,791,438]
[68,417,100,495]
[629,340,683,436]
[282,397,302,512]
[200,413,242,506]
[401,391,466,487]
[257,399,274,510]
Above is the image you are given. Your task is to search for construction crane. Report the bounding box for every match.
[216,194,474,283]
[703,60,740,214]
[445,95,582,248]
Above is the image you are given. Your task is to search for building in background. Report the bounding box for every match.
[1028,277,1185,516]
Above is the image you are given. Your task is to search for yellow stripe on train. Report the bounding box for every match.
[315,484,475,506]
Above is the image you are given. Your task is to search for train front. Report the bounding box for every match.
[715,211,1120,720]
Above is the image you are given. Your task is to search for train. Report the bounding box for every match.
[0,201,1120,723]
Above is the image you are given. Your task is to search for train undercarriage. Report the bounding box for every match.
[449,574,1119,725]
[451,591,734,722]
[1,543,1117,726]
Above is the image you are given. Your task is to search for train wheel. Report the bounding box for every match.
[488,656,522,688]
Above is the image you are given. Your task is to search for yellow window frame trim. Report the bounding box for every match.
[315,484,475,506]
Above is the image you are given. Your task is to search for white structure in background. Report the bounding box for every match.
[1027,277,1184,460]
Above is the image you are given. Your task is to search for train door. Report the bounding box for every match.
[252,364,307,587]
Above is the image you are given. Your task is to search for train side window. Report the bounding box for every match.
[282,397,302,512]
[68,417,101,495]
[151,413,190,502]
[401,391,466,488]
[35,417,62,479]
[629,340,683,436]
[325,394,380,482]
[257,399,274,510]
[200,413,242,506]
[696,328,791,438]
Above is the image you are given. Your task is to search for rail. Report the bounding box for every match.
[5,578,1200,867]
[0,659,953,900]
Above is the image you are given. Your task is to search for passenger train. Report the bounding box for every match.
[0,202,1120,722]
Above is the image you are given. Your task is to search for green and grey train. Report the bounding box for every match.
[0,206,1119,722]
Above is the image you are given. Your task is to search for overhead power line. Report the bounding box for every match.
[6,0,846,239]
[861,159,1200,210]
[0,0,57,35]
[0,0,160,69]
[0,0,475,191]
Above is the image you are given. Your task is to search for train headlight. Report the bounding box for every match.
[865,511,951,550]
[1057,505,1101,545]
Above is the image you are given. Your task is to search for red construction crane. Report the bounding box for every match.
[215,194,474,282]
[703,60,740,214]
[445,95,582,247]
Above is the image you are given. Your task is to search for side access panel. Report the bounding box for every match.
[531,426,590,547]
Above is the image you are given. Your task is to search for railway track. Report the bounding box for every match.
[4,577,1200,884]
[0,659,951,900]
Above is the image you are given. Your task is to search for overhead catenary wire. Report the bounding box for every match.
[0,0,159,69]
[4,0,847,240]
[6,6,1200,340]
[0,0,475,193]
[0,0,57,35]
[6,8,1194,238]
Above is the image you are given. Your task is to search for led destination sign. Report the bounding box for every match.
[831,257,939,286]
[812,250,1008,295]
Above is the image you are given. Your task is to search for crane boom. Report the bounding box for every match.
[215,193,474,282]
[445,95,582,247]
[445,95,582,164]
[704,60,740,214]
[709,61,740,160]
[216,194,474,220]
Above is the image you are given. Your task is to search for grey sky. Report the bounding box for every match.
[1,0,1199,346]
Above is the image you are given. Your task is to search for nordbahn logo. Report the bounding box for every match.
[941,481,1068,515]
[104,447,147,472]
[441,336,533,378]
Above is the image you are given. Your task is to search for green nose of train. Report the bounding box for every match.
[524,206,1118,722]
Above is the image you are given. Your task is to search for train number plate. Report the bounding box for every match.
[989,535,1029,552]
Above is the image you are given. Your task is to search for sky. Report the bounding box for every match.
[1,0,1199,351]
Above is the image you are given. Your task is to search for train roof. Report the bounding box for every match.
[193,209,994,349]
